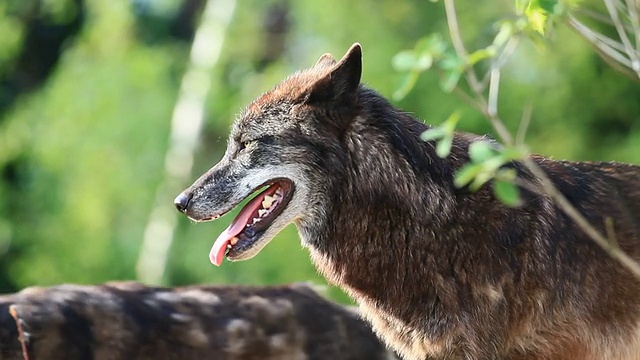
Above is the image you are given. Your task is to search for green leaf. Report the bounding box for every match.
[500,146,527,161]
[525,0,559,35]
[414,53,434,71]
[537,0,558,13]
[416,34,447,58]
[422,111,462,158]
[468,141,498,163]
[464,155,509,191]
[494,179,522,207]
[441,110,462,133]
[496,168,518,182]
[482,156,508,173]
[470,170,494,191]
[436,135,453,158]
[438,53,464,92]
[393,34,451,99]
[392,51,431,72]
[526,7,547,35]
[393,35,441,73]
[439,52,463,70]
[392,50,418,72]
[421,127,446,141]
[454,163,482,188]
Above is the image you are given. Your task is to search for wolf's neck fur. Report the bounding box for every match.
[303,88,486,356]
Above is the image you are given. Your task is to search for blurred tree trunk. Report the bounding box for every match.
[135,0,238,284]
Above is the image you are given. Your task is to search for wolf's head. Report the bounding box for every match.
[174,44,363,266]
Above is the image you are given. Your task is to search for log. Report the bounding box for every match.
[0,282,395,360]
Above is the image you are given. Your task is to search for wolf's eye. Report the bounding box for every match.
[239,140,252,151]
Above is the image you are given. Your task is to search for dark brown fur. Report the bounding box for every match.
[178,44,640,359]
[0,282,394,360]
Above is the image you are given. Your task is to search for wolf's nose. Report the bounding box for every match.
[174,192,192,212]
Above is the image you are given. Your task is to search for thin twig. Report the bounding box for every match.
[567,14,640,79]
[515,102,533,146]
[568,15,633,67]
[625,0,640,51]
[591,42,640,78]
[9,305,30,360]
[443,0,484,94]
[604,0,640,75]
[487,68,501,118]
[482,36,521,86]
[580,25,629,53]
[478,101,516,146]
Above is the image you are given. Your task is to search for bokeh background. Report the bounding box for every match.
[0,0,638,302]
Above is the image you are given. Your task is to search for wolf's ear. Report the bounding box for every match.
[305,43,362,104]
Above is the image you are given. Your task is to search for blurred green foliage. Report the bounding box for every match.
[0,0,638,304]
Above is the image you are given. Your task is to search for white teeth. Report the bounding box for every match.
[258,209,267,217]
[252,217,260,224]
[230,237,239,245]
[275,187,283,197]
[226,244,232,249]
[262,195,275,209]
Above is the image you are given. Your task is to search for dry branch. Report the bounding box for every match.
[0,282,395,360]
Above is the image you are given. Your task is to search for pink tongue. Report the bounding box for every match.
[209,187,275,266]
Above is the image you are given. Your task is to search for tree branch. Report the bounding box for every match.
[442,0,640,279]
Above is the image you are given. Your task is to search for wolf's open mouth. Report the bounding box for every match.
[209,179,294,266]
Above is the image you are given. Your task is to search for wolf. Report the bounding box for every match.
[174,43,640,360]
